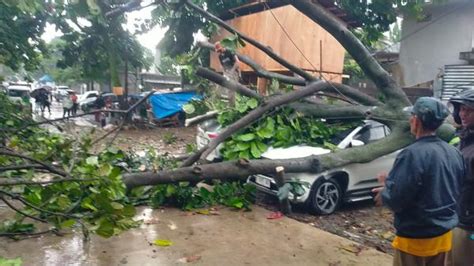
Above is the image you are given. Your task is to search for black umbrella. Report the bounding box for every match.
[30,87,48,98]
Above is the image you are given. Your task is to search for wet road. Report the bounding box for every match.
[32,99,96,128]
[0,207,391,265]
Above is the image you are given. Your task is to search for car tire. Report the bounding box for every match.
[309,178,342,215]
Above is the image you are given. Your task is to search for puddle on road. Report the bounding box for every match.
[0,207,172,265]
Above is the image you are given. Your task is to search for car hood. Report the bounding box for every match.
[262,145,331,160]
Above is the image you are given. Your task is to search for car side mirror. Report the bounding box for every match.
[350,139,365,147]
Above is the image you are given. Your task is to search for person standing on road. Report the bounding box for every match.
[62,94,73,118]
[448,89,474,266]
[373,97,465,266]
[70,91,78,116]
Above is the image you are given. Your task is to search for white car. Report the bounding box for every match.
[196,119,223,161]
[6,85,33,112]
[78,90,99,110]
[246,120,398,215]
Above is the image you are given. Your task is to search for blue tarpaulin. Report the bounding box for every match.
[38,75,53,83]
[150,91,202,119]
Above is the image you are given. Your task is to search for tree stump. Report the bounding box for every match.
[275,166,292,215]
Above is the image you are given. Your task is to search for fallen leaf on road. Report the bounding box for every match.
[168,222,177,230]
[195,209,210,215]
[339,244,363,255]
[267,211,284,219]
[176,255,202,263]
[153,239,173,247]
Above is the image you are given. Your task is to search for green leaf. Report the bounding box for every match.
[182,103,195,114]
[235,142,250,151]
[0,257,22,266]
[60,219,76,228]
[153,239,173,247]
[110,202,124,210]
[122,205,136,217]
[247,98,258,109]
[256,142,267,152]
[257,128,273,139]
[86,156,99,166]
[98,164,111,176]
[250,142,262,158]
[166,185,176,197]
[96,220,114,238]
[81,200,98,212]
[236,133,255,142]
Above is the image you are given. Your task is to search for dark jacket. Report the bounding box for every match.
[458,128,474,230]
[382,136,465,238]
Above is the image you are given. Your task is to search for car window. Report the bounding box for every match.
[369,125,388,141]
[354,125,389,144]
[330,128,355,145]
[8,90,27,97]
[87,94,98,98]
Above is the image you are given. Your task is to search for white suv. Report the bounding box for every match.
[247,120,398,215]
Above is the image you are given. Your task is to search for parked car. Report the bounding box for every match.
[78,90,100,111]
[6,85,33,112]
[196,119,223,161]
[244,120,398,215]
[80,92,118,112]
[54,86,71,102]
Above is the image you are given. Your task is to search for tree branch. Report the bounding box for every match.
[186,0,316,81]
[0,177,100,186]
[0,164,45,172]
[197,41,381,106]
[288,103,371,119]
[182,80,349,166]
[288,0,410,106]
[198,41,307,86]
[0,196,48,223]
[196,67,263,99]
[0,149,68,177]
[125,128,412,188]
[125,156,320,188]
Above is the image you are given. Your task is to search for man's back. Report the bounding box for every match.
[383,136,464,238]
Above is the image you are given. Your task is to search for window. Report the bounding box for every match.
[353,125,389,144]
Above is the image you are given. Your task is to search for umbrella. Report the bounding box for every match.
[30,87,48,98]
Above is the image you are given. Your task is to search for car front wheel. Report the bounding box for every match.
[309,178,342,215]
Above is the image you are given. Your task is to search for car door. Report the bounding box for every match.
[343,122,399,191]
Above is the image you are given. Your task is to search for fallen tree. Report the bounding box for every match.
[0,0,425,237]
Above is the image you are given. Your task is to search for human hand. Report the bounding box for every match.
[372,187,384,207]
[376,172,387,185]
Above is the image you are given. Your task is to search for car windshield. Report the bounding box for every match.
[329,126,359,145]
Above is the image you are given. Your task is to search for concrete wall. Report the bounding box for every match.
[399,0,474,87]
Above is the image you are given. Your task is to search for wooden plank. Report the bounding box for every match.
[211,5,345,83]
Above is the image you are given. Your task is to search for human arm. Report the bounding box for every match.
[380,149,422,212]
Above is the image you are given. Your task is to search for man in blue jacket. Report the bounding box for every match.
[373,97,465,266]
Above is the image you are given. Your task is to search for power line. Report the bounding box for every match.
[263,2,353,103]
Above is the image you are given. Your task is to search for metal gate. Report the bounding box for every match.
[441,64,474,101]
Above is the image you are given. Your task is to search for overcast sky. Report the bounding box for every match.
[41,6,166,54]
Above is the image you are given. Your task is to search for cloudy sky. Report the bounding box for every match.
[41,5,166,54]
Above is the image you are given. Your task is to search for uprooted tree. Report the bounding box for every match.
[0,0,440,237]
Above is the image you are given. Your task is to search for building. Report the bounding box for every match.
[210,1,359,94]
[399,0,474,100]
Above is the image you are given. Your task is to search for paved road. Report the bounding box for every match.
[32,99,96,128]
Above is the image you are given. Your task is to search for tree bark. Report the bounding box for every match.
[123,128,411,188]
[124,156,320,188]
[196,67,262,100]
